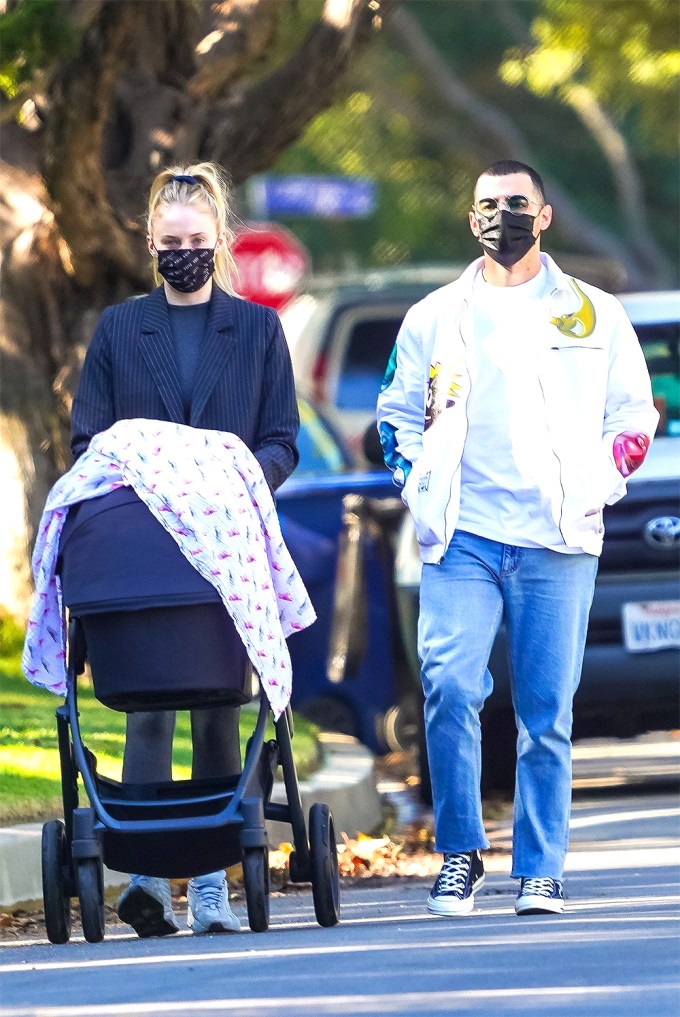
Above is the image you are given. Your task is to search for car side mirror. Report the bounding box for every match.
[362,420,385,468]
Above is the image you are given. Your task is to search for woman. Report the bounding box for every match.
[71,163,299,937]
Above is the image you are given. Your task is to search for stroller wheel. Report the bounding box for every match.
[309,803,340,927]
[41,820,73,944]
[242,847,270,933]
[76,857,105,943]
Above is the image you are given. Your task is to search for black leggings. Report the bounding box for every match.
[122,705,241,783]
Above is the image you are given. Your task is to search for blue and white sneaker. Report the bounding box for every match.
[117,875,180,937]
[515,877,565,915]
[427,850,485,916]
[187,871,240,934]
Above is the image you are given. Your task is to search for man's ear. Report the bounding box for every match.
[537,204,552,232]
[469,210,481,239]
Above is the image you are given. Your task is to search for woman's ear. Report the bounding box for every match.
[147,236,156,257]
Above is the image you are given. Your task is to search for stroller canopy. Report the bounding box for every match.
[58,488,222,614]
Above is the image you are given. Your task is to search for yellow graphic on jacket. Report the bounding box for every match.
[425,362,463,431]
[550,278,596,339]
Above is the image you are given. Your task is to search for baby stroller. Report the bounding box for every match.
[40,488,340,944]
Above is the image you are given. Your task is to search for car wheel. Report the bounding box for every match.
[382,696,420,753]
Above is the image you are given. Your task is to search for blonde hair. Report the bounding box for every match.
[147,162,238,296]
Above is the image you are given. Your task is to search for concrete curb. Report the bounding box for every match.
[0,732,382,907]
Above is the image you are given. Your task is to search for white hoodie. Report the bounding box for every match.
[377,253,659,562]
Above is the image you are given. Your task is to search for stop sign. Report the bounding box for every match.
[231,223,309,311]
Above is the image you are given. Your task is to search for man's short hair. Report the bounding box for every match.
[477,160,547,204]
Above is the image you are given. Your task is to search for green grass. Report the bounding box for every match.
[0,616,320,824]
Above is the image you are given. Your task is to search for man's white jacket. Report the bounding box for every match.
[376,253,659,562]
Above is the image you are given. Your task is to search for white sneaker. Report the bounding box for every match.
[117,875,180,937]
[187,872,240,934]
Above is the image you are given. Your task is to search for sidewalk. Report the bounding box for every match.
[0,732,382,907]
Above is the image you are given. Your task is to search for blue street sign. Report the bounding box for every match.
[247,175,377,218]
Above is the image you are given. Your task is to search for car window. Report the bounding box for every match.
[295,399,347,476]
[336,316,404,411]
[636,322,680,437]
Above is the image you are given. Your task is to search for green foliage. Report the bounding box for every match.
[0,615,320,824]
[0,614,24,657]
[0,0,79,98]
[501,0,680,154]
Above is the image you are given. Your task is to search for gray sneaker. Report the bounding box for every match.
[117,875,180,937]
[187,872,240,934]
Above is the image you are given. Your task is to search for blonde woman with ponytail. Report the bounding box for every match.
[146,163,239,297]
[71,163,300,938]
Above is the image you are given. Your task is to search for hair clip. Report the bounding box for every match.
[172,174,198,185]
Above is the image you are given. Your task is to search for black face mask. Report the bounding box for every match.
[156,247,215,293]
[475,209,537,267]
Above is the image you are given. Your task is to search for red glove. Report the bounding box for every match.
[612,431,650,477]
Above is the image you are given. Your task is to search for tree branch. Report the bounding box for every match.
[189,0,282,99]
[203,0,392,184]
[563,83,671,283]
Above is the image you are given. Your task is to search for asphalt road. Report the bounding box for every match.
[0,736,678,1017]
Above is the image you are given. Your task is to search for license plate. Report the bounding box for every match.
[621,600,680,653]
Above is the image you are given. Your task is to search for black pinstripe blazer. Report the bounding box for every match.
[71,286,299,491]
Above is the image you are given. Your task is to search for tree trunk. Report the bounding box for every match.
[0,152,134,617]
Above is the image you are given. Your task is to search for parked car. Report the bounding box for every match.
[391,291,680,793]
[279,398,410,754]
[280,266,464,459]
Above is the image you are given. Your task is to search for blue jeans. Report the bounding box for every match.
[418,530,598,878]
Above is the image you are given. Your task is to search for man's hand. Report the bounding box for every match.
[613,431,650,477]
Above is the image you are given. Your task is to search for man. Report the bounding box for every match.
[377,160,657,917]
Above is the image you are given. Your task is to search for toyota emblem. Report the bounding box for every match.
[643,515,680,549]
